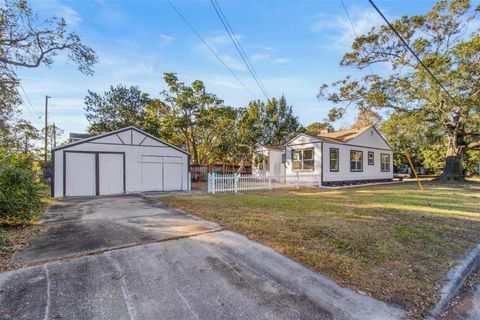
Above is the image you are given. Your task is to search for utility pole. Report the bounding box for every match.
[44,95,51,164]
[53,122,56,148]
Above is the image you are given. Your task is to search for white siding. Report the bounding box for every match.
[117,130,132,145]
[285,135,322,177]
[93,134,123,144]
[53,128,189,197]
[283,132,393,185]
[322,142,393,183]
[132,130,146,145]
[269,150,285,176]
[348,127,391,150]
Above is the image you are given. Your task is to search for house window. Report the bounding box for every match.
[381,153,390,172]
[292,148,314,171]
[350,150,363,172]
[254,153,269,171]
[281,153,286,164]
[330,148,339,172]
[368,151,374,165]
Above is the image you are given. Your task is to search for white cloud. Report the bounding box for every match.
[159,34,175,46]
[111,63,157,80]
[58,6,82,27]
[195,33,247,72]
[31,0,82,27]
[95,0,127,25]
[251,53,270,61]
[310,5,384,51]
[274,58,291,64]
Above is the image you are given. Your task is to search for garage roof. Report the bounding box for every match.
[53,126,190,155]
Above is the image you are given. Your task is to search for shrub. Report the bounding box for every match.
[0,151,43,225]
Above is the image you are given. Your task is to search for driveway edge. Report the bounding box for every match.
[14,227,223,269]
[429,243,480,318]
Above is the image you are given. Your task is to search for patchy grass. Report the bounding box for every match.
[161,181,480,318]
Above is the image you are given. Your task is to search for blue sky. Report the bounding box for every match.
[16,0,472,140]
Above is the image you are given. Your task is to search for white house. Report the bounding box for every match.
[254,126,393,186]
[252,146,285,176]
[51,126,190,197]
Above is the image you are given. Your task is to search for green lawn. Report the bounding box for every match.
[161,181,480,318]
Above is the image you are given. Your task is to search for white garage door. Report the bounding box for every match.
[65,152,96,196]
[164,162,183,191]
[99,153,124,195]
[141,156,183,191]
[65,152,125,196]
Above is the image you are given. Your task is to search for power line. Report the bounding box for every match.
[340,1,375,75]
[18,82,43,128]
[210,0,271,102]
[6,65,43,127]
[211,0,269,98]
[166,0,257,100]
[368,0,462,110]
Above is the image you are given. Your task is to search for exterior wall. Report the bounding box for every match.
[252,148,285,176]
[53,141,189,197]
[348,127,391,150]
[269,150,285,176]
[322,142,393,183]
[285,135,322,177]
[283,133,393,184]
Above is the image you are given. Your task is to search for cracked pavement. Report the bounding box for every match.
[1,195,404,320]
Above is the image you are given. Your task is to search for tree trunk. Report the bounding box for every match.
[438,131,465,181]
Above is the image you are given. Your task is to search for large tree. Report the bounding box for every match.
[0,0,97,123]
[318,0,479,180]
[11,119,39,153]
[84,85,150,134]
[304,121,334,136]
[262,96,301,146]
[143,73,225,165]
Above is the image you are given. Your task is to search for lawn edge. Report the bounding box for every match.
[429,242,480,318]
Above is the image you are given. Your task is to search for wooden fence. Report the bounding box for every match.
[190,164,252,182]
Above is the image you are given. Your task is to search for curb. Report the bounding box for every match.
[429,243,480,318]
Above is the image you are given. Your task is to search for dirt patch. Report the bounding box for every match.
[437,266,480,319]
[0,224,46,272]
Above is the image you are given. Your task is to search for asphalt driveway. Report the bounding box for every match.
[1,195,405,320]
[12,195,221,264]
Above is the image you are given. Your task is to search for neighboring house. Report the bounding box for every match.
[52,126,190,197]
[255,126,393,186]
[68,132,91,143]
[252,146,285,176]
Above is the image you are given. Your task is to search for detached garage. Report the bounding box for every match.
[51,127,190,197]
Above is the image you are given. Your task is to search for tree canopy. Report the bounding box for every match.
[85,85,150,135]
[0,0,97,160]
[84,73,301,166]
[318,0,479,180]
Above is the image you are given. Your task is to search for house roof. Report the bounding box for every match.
[69,133,91,140]
[314,126,371,143]
[284,125,392,151]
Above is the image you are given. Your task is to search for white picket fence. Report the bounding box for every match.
[207,173,322,194]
